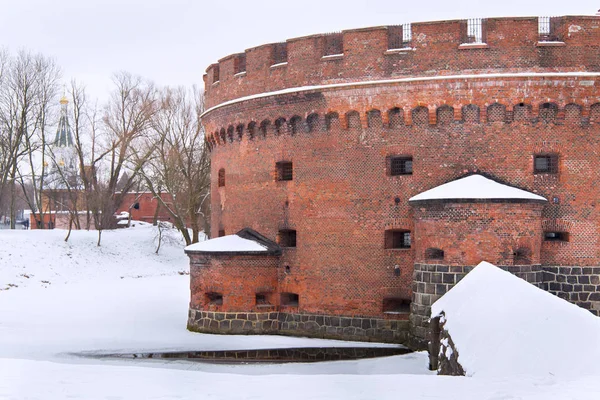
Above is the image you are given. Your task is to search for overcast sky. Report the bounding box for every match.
[0,0,597,101]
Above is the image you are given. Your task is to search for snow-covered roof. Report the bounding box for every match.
[185,234,268,253]
[431,261,600,377]
[409,174,547,202]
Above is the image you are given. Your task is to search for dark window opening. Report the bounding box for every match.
[236,124,244,140]
[272,42,288,65]
[278,229,297,248]
[306,113,319,132]
[234,54,246,74]
[255,292,272,306]
[512,248,531,265]
[284,265,291,274]
[276,161,293,181]
[206,292,223,305]
[280,292,299,307]
[247,121,256,139]
[534,154,558,174]
[323,33,343,56]
[389,157,413,176]
[218,168,225,187]
[425,248,445,260]
[383,298,411,313]
[325,112,339,130]
[544,231,569,242]
[218,230,225,237]
[259,120,270,137]
[289,116,302,135]
[275,117,286,135]
[385,230,411,249]
[212,65,220,83]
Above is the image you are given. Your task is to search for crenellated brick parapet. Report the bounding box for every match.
[204,16,600,110]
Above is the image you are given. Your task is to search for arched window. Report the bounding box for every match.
[462,104,480,123]
[436,105,454,125]
[227,125,235,142]
[487,103,506,123]
[388,108,403,128]
[247,121,257,139]
[259,120,270,137]
[513,102,531,122]
[412,106,429,126]
[218,168,225,187]
[306,113,319,133]
[219,128,226,144]
[236,124,244,140]
[563,104,581,124]
[345,110,361,130]
[325,112,339,131]
[539,102,558,123]
[275,117,286,135]
[289,115,302,135]
[367,109,382,128]
[513,247,531,265]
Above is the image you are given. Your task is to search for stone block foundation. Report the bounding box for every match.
[188,309,409,344]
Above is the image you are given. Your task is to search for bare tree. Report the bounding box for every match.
[89,72,157,245]
[0,50,60,229]
[137,86,210,245]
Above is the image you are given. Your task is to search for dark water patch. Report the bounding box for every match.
[87,346,412,364]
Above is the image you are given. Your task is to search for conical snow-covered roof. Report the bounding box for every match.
[409,174,547,202]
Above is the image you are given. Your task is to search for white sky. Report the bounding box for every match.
[0,0,597,101]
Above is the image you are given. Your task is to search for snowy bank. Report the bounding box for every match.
[0,223,189,290]
[431,261,600,377]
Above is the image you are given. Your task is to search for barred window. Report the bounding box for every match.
[323,33,343,56]
[389,156,413,176]
[276,161,293,181]
[272,42,288,65]
[461,18,486,44]
[385,230,411,249]
[534,154,558,174]
[539,16,560,41]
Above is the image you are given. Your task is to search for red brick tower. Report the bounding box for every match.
[188,15,600,347]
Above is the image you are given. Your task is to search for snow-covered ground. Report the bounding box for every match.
[1,226,599,399]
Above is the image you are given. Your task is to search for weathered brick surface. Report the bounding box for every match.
[195,15,600,347]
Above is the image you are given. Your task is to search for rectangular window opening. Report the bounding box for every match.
[212,65,220,83]
[280,292,299,307]
[234,54,246,74]
[206,292,223,305]
[539,16,560,41]
[323,33,343,56]
[272,42,288,65]
[255,292,272,306]
[534,154,558,174]
[389,156,413,176]
[544,231,569,242]
[276,161,293,181]
[218,230,225,237]
[385,230,411,249]
[278,229,297,248]
[383,298,411,314]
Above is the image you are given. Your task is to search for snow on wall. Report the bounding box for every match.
[184,234,268,252]
[431,261,600,377]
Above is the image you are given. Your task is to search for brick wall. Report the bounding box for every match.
[197,15,600,346]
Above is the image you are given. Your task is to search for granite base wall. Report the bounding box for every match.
[188,309,409,344]
[410,263,543,349]
[542,266,600,316]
